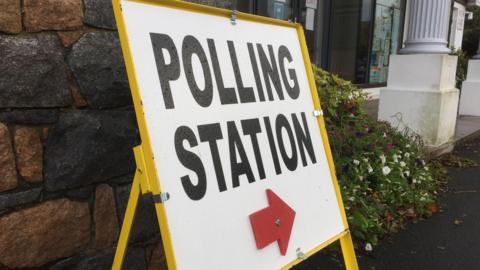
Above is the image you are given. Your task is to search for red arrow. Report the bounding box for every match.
[249,189,296,255]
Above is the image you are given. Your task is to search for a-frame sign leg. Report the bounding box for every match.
[112,170,141,270]
[112,145,151,270]
[339,230,359,270]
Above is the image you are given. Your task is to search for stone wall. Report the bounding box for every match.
[0,0,232,269]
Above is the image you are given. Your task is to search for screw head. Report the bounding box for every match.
[275,218,281,227]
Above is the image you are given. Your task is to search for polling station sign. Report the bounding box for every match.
[114,0,354,269]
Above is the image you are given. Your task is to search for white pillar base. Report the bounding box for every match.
[401,0,451,55]
[378,54,459,147]
[400,41,451,54]
[459,60,480,116]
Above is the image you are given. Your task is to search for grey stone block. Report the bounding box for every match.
[115,184,160,244]
[0,188,42,212]
[0,34,71,108]
[68,32,131,109]
[0,109,59,124]
[84,0,117,30]
[44,111,139,191]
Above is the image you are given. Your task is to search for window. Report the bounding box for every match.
[236,0,405,86]
[237,0,254,13]
[237,0,320,65]
[256,0,294,20]
[369,0,402,84]
[327,0,404,85]
[329,0,373,84]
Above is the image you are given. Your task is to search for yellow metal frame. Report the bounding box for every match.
[111,0,358,269]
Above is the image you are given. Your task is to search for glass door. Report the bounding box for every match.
[368,0,402,84]
[328,0,374,84]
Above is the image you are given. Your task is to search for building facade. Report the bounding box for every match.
[230,0,473,88]
[235,0,406,86]
[225,0,479,148]
[1,1,478,269]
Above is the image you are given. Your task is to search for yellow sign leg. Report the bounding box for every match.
[340,230,359,270]
[112,170,142,270]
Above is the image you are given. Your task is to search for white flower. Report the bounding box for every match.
[382,166,391,175]
[421,160,426,166]
[383,132,387,138]
[405,152,410,158]
[350,113,355,117]
[393,154,399,163]
[412,178,417,184]
[404,170,410,177]
[400,161,406,167]
[406,144,410,148]
[363,158,369,163]
[424,166,429,171]
[348,93,353,100]
[368,165,373,173]
[353,159,360,165]
[359,176,364,181]
[365,243,373,252]
[380,154,386,164]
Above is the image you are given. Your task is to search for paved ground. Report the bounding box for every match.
[293,137,480,270]
[455,116,480,142]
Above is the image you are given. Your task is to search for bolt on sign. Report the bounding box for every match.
[111,1,358,269]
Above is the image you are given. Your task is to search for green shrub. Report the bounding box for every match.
[462,6,480,57]
[452,49,468,89]
[314,66,444,246]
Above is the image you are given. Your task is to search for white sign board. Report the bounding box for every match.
[120,1,345,269]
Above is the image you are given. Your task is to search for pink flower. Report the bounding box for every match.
[387,144,394,151]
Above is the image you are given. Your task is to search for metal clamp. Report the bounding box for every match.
[153,192,170,203]
[296,248,306,260]
[231,10,238,25]
[313,110,323,117]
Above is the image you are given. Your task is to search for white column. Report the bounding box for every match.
[401,0,452,54]
[459,60,480,115]
[379,0,459,149]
